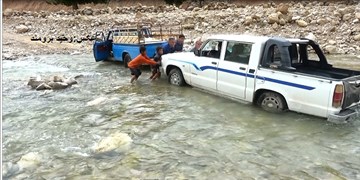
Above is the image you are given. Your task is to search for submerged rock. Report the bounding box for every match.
[27,75,78,91]
[94,132,133,153]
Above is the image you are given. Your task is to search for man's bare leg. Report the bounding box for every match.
[130,76,137,83]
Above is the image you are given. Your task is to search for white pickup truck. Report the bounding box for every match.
[161,35,360,123]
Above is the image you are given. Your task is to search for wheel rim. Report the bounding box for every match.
[262,97,280,110]
[170,72,181,85]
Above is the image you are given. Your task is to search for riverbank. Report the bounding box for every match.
[2,0,360,60]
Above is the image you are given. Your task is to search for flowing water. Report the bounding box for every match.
[2,54,360,179]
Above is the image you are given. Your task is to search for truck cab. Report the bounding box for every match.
[161,35,360,123]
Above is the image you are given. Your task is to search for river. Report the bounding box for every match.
[2,54,360,179]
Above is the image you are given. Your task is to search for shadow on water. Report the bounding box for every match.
[2,54,360,179]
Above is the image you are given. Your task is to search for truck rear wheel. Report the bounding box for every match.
[168,68,185,86]
[124,54,131,68]
[257,92,287,113]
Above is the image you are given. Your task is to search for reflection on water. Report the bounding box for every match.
[2,54,360,179]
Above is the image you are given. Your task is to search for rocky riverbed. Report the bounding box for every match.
[2,1,360,60]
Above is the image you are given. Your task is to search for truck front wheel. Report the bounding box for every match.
[257,92,287,113]
[168,68,185,86]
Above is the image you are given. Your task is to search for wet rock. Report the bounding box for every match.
[86,97,107,106]
[15,25,30,33]
[51,75,64,82]
[94,132,132,153]
[17,152,41,170]
[63,78,78,85]
[36,83,52,91]
[296,20,308,27]
[28,77,45,89]
[74,74,84,79]
[2,162,20,178]
[48,82,69,90]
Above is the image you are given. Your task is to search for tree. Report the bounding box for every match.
[46,0,109,10]
[164,0,186,7]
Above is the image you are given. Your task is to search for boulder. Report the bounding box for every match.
[83,7,93,15]
[356,13,360,20]
[324,45,337,54]
[342,13,352,21]
[63,78,78,86]
[35,83,52,91]
[3,8,13,17]
[354,34,360,41]
[243,16,253,26]
[329,40,337,45]
[305,33,316,41]
[276,4,289,14]
[268,13,279,24]
[296,20,308,27]
[28,77,44,89]
[278,19,286,25]
[51,75,64,82]
[48,82,69,90]
[15,25,30,33]
[316,18,327,25]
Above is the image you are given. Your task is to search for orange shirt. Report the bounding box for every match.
[128,54,157,69]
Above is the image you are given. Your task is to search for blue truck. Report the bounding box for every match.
[93,25,182,67]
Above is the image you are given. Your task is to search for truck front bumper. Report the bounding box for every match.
[328,105,360,124]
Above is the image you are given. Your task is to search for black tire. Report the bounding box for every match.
[257,92,287,113]
[168,68,185,86]
[124,54,131,68]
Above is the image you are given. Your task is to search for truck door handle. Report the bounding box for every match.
[211,62,217,65]
[239,67,246,70]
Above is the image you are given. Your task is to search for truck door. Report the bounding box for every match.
[216,41,253,99]
[190,39,224,91]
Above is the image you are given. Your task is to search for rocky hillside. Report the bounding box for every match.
[2,0,360,59]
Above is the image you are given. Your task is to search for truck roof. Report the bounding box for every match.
[208,34,310,44]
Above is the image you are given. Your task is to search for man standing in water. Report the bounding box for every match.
[149,46,163,81]
[128,46,159,83]
[162,37,176,54]
[175,34,185,52]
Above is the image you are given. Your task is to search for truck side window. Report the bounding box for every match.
[307,45,320,62]
[201,40,223,59]
[224,41,252,64]
[268,45,282,68]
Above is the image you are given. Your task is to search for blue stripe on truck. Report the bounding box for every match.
[168,59,316,91]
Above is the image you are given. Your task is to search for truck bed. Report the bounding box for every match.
[293,64,360,80]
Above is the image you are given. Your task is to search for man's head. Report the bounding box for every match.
[168,37,176,47]
[195,38,202,50]
[156,46,163,55]
[177,34,185,44]
[140,46,147,55]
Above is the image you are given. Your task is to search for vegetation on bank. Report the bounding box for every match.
[46,0,204,9]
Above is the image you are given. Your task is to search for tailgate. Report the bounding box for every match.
[342,75,360,109]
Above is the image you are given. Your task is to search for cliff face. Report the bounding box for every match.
[2,0,167,11]
[4,0,352,11]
